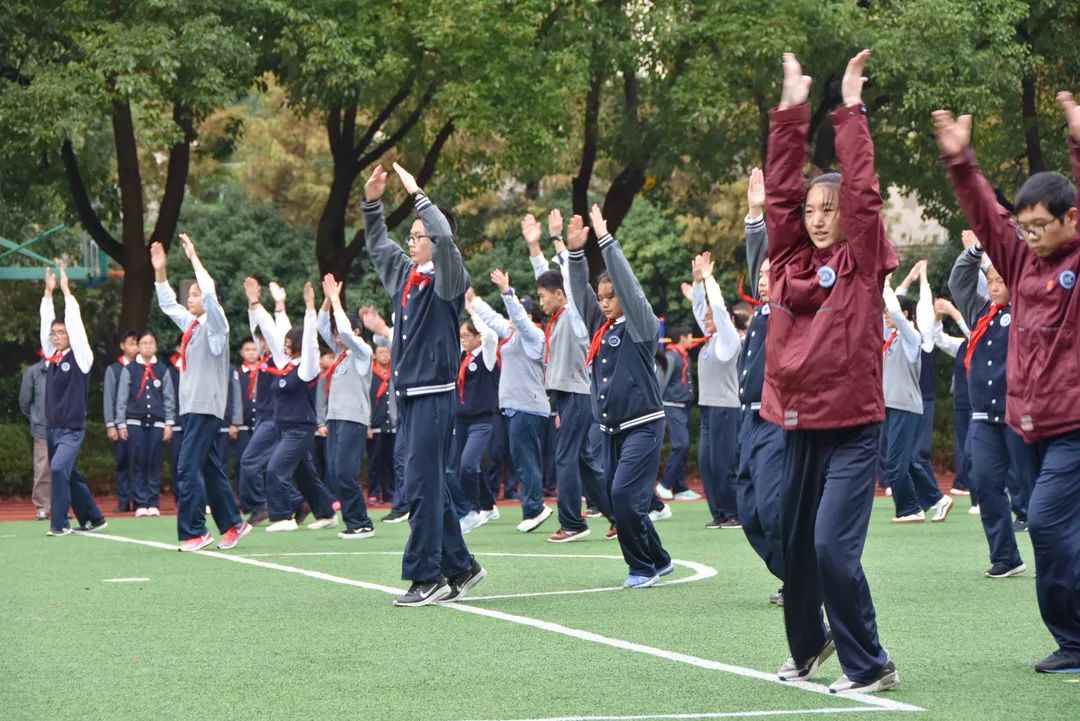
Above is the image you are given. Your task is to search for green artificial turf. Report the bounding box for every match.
[1,498,1077,721]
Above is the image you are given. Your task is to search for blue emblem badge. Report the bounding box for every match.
[608,336,621,348]
[278,379,287,388]
[1059,270,1076,290]
[817,266,837,288]
[60,362,70,372]
[999,313,1011,328]
[153,379,162,388]
[702,350,711,360]
[468,362,477,372]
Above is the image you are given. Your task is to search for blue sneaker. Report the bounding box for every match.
[658,562,675,577]
[623,573,659,589]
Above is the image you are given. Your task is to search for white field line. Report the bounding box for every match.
[233,550,717,601]
[450,708,892,721]
[77,532,924,715]
[102,577,150,583]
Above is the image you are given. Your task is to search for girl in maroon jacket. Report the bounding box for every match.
[934,92,1080,675]
[763,50,899,694]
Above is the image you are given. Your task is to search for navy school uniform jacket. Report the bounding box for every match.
[568,234,664,434]
[40,294,94,430]
[370,364,396,432]
[739,214,769,411]
[456,317,500,422]
[270,311,321,430]
[363,191,469,400]
[219,365,243,431]
[238,362,259,429]
[115,356,176,426]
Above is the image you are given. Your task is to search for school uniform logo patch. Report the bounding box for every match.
[153,379,162,388]
[278,379,287,388]
[60,362,70,372]
[999,313,1011,328]
[608,336,621,348]
[702,350,711,360]
[1059,270,1076,290]
[336,365,347,376]
[816,266,837,288]
[468,362,477,372]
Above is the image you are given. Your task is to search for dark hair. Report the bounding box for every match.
[320,349,336,358]
[669,324,692,342]
[897,295,917,319]
[654,349,669,373]
[807,171,841,208]
[519,295,544,325]
[596,271,613,286]
[120,330,139,344]
[461,319,479,335]
[240,336,257,347]
[731,304,752,332]
[138,330,157,342]
[285,327,304,353]
[1015,171,1077,218]
[50,318,65,328]
[535,270,565,294]
[437,205,458,235]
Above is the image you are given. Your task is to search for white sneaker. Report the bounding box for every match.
[266,519,299,533]
[673,489,701,501]
[931,494,954,523]
[655,484,674,501]
[478,507,500,524]
[516,505,553,533]
[892,511,925,524]
[968,505,981,516]
[649,503,673,522]
[459,511,482,535]
[147,507,161,517]
[884,487,893,497]
[204,505,212,515]
[307,516,339,530]
[134,507,149,518]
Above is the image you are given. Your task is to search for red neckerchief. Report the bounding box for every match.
[496,330,513,368]
[372,362,391,402]
[263,360,298,377]
[178,319,199,371]
[964,304,1004,370]
[241,358,263,400]
[882,330,899,354]
[670,345,692,385]
[170,352,182,370]
[457,350,476,403]
[136,360,159,399]
[322,350,349,397]
[585,319,615,369]
[44,349,65,365]
[687,336,711,350]
[737,275,763,307]
[401,268,432,308]
[544,306,565,363]
[117,355,132,366]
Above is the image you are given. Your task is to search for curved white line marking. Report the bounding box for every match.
[234,550,718,601]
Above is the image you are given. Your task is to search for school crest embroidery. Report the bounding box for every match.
[816,266,837,288]
[468,362,477,372]
[1059,270,1076,290]
[608,336,621,348]
[1000,313,1011,328]
[60,362,70,372]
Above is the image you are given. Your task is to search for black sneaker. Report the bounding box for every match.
[985,562,1026,579]
[778,631,835,681]
[382,510,410,523]
[705,519,723,529]
[1035,649,1080,674]
[1013,519,1029,533]
[338,526,375,540]
[393,579,452,607]
[293,501,311,525]
[439,559,487,603]
[247,505,269,527]
[583,507,603,518]
[720,519,742,529]
[74,519,108,533]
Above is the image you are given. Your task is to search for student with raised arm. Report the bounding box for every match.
[567,207,673,589]
[935,92,1080,674]
[763,51,898,693]
[882,273,952,524]
[260,281,337,533]
[476,268,553,533]
[525,212,614,542]
[655,319,701,504]
[948,240,1039,578]
[40,263,107,536]
[734,169,786,604]
[317,274,376,539]
[688,252,742,529]
[115,331,175,517]
[152,234,251,552]
[363,162,484,606]
[450,289,502,533]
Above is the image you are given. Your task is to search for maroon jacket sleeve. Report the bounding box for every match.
[945,148,1029,288]
[765,104,811,270]
[1071,138,1080,208]
[832,105,896,276]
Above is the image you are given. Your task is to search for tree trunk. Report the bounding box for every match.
[1021,72,1046,174]
[118,254,154,335]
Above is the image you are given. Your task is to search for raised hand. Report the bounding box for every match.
[934,297,960,321]
[566,214,589,251]
[779,52,812,110]
[548,208,564,238]
[491,268,511,293]
[365,165,388,202]
[269,281,287,305]
[680,281,694,302]
[932,110,972,160]
[359,306,389,336]
[44,267,57,295]
[589,204,608,239]
[243,277,261,306]
[960,229,980,249]
[179,233,196,260]
[918,259,929,282]
[303,281,315,311]
[321,273,342,303]
[690,255,703,283]
[149,242,167,271]
[841,49,871,107]
[747,167,765,216]
[464,286,476,306]
[521,214,543,246]
[1057,91,1080,143]
[696,251,714,279]
[392,162,420,195]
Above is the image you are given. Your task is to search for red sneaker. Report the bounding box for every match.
[547,527,591,543]
[605,525,618,540]
[218,522,252,550]
[178,533,214,552]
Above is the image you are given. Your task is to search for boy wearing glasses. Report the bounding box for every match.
[935,92,1080,674]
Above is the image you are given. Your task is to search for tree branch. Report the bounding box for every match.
[352,74,417,159]
[60,140,123,262]
[327,106,343,158]
[355,81,439,170]
[150,103,193,249]
[572,70,604,218]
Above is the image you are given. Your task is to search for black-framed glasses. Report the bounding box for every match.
[406,233,430,246]
[1015,216,1061,239]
